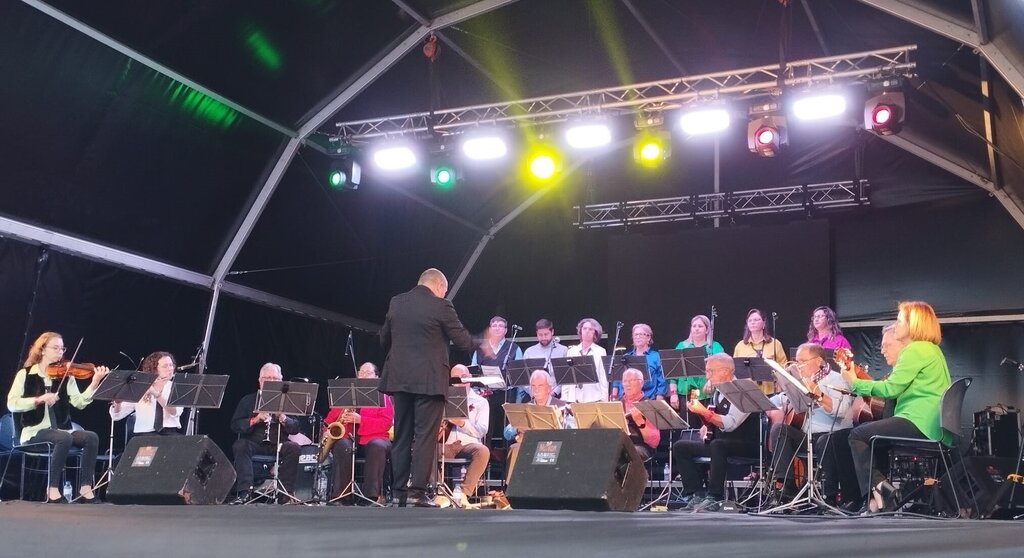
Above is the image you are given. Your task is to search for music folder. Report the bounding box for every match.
[462,364,506,389]
[571,402,629,434]
[764,358,815,413]
[503,403,563,431]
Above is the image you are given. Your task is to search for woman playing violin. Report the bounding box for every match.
[6,332,110,502]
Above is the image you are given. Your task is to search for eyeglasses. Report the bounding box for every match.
[632,332,651,337]
[45,345,66,352]
[622,378,644,383]
[796,358,819,368]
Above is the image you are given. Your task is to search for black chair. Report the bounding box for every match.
[867,377,975,515]
[0,414,84,501]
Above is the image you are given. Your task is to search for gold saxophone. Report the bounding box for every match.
[318,417,347,463]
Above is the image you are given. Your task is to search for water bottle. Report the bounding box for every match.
[62,481,73,502]
[459,465,467,483]
[663,463,671,482]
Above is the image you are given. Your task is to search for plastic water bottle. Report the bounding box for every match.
[663,463,671,482]
[62,481,73,502]
[459,465,467,483]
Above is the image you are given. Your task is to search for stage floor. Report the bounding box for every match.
[1,501,1022,557]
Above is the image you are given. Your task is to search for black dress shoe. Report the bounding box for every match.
[229,491,251,505]
[45,496,68,504]
[75,495,102,504]
[840,498,865,513]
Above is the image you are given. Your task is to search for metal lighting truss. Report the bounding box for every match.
[573,180,870,229]
[333,46,916,140]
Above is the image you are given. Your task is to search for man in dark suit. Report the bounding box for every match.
[379,268,484,507]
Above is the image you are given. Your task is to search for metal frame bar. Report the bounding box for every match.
[332,46,917,139]
[0,214,377,329]
[21,0,295,137]
[858,0,1024,99]
[573,181,870,229]
[842,314,1024,328]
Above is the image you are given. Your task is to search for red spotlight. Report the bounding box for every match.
[747,114,787,157]
[864,90,905,136]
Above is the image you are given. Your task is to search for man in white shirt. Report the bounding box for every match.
[521,318,568,398]
[444,365,491,506]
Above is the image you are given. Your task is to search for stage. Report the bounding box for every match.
[2,501,1022,557]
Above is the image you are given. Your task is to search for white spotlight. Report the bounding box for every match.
[372,146,416,170]
[792,93,848,121]
[565,123,611,149]
[679,108,731,135]
[462,136,508,160]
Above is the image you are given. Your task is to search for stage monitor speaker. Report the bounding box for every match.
[107,435,236,505]
[506,428,648,512]
[943,456,1024,519]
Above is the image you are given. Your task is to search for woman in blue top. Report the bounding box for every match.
[611,323,666,401]
[670,315,725,410]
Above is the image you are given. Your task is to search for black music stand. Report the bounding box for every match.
[608,355,650,385]
[437,385,470,506]
[465,364,506,389]
[716,378,778,511]
[550,357,599,387]
[253,380,319,504]
[91,370,157,493]
[634,399,690,511]
[732,357,776,382]
[506,358,547,389]
[325,378,383,506]
[660,348,703,381]
[167,373,230,410]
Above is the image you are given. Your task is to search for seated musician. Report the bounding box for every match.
[619,368,661,461]
[766,343,858,508]
[840,302,951,514]
[110,351,183,436]
[443,365,491,507]
[6,332,110,503]
[503,369,571,482]
[671,353,760,511]
[228,363,301,504]
[324,362,393,505]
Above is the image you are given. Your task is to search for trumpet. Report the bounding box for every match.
[318,417,347,463]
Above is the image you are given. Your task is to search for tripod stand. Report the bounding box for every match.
[90,369,157,497]
[247,380,318,505]
[326,422,382,506]
[432,385,470,508]
[635,399,689,511]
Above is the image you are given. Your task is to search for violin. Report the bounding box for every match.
[46,359,97,380]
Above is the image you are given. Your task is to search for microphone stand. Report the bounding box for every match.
[345,331,357,375]
[709,306,718,353]
[503,326,522,404]
[182,344,204,436]
[605,322,624,400]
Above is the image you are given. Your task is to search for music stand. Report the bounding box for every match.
[506,358,546,388]
[608,355,650,385]
[660,348,705,381]
[716,378,778,511]
[435,385,471,506]
[732,357,776,382]
[634,400,690,511]
[253,380,319,504]
[502,403,563,432]
[325,379,383,506]
[571,402,629,434]
[550,357,599,387]
[167,373,230,409]
[757,360,844,516]
[465,364,506,389]
[91,370,157,493]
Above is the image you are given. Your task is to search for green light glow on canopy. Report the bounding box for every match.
[166,82,240,129]
[243,26,283,72]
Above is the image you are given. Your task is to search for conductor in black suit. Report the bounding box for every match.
[379,268,486,507]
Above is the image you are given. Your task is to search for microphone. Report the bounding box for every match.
[291,377,310,383]
[553,336,561,344]
[772,312,778,320]
[511,324,523,331]
[176,362,201,371]
[616,321,624,328]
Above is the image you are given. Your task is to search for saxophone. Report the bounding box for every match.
[318,415,347,463]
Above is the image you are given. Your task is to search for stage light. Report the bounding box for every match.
[326,158,361,191]
[679,108,730,135]
[462,136,508,160]
[371,145,416,171]
[864,89,905,136]
[565,123,612,149]
[791,93,848,121]
[430,164,459,189]
[747,106,787,157]
[530,154,557,179]
[633,130,671,168]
